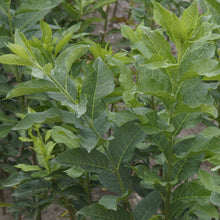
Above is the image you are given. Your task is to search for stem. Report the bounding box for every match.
[86,173,92,205]
[63,198,75,220]
[164,107,174,220]
[0,189,6,215]
[151,96,156,110]
[112,0,118,18]
[101,4,110,42]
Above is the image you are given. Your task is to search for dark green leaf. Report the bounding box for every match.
[134,191,161,220]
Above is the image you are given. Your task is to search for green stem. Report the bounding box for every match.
[112,0,118,18]
[86,173,93,205]
[63,198,75,220]
[101,4,110,42]
[164,107,174,220]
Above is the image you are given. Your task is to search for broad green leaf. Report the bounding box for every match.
[54,44,90,75]
[172,154,204,183]
[93,0,116,9]
[174,102,217,118]
[6,79,58,99]
[90,43,113,60]
[64,166,84,178]
[82,58,114,119]
[135,28,175,62]
[15,164,42,172]
[153,1,188,52]
[108,110,138,127]
[50,126,80,149]
[198,170,220,193]
[205,0,220,14]
[172,182,211,203]
[134,191,161,220]
[78,204,129,220]
[98,195,118,211]
[211,192,220,206]
[109,121,146,169]
[7,43,30,59]
[195,203,219,219]
[200,126,220,138]
[137,68,173,104]
[2,172,31,187]
[173,112,201,135]
[13,0,63,30]
[12,179,51,197]
[13,108,62,130]
[54,148,111,173]
[182,1,200,36]
[0,54,33,66]
[98,166,131,193]
[121,25,141,42]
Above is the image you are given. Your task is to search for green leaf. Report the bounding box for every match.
[98,195,118,211]
[15,164,42,172]
[54,32,73,57]
[2,172,31,188]
[93,0,116,9]
[64,166,84,178]
[205,0,220,14]
[13,0,63,30]
[6,79,59,99]
[0,54,33,66]
[134,191,161,220]
[135,28,175,63]
[137,68,171,101]
[133,165,162,185]
[172,182,211,203]
[109,121,146,169]
[198,170,220,193]
[82,58,115,119]
[54,44,90,76]
[171,154,204,183]
[211,192,220,206]
[153,1,188,52]
[173,112,201,135]
[54,148,111,173]
[40,20,52,42]
[13,108,62,130]
[12,179,51,197]
[77,204,129,220]
[50,126,80,149]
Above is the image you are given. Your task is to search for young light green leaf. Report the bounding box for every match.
[0,202,13,207]
[64,166,84,178]
[13,108,62,130]
[153,1,188,52]
[0,54,33,66]
[98,195,119,211]
[6,79,58,99]
[15,164,42,172]
[50,126,80,149]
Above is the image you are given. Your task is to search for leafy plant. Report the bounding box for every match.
[1,0,220,220]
